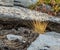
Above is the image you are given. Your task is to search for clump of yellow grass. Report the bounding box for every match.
[33,20,48,34]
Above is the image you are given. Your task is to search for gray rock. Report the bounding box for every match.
[0,6,60,24]
[0,0,14,6]
[27,32,60,50]
[6,34,26,43]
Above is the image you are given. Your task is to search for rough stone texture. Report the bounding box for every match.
[0,0,14,6]
[0,6,60,23]
[47,22,60,33]
[27,32,60,50]
[14,0,37,7]
[0,27,39,50]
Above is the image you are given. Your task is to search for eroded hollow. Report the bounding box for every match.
[0,19,60,33]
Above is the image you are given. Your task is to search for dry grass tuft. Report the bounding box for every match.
[33,20,48,34]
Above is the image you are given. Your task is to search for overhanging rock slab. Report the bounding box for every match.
[0,6,60,23]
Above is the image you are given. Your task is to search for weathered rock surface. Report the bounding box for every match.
[27,32,60,50]
[0,27,39,50]
[0,0,14,6]
[7,34,26,43]
[0,6,60,23]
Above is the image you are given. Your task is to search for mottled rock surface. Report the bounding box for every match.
[27,32,60,50]
[0,6,60,23]
[0,27,39,50]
